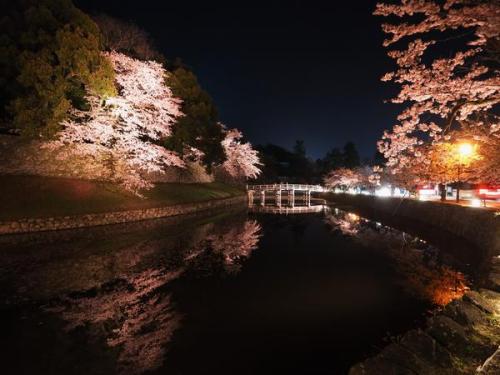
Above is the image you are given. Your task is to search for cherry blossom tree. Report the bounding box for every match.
[323,168,361,189]
[375,0,500,183]
[423,141,481,184]
[323,167,374,190]
[453,127,500,185]
[45,51,184,193]
[220,127,262,179]
[370,164,421,191]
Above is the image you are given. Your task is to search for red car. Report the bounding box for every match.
[476,185,500,201]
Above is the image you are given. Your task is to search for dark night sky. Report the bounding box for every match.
[75,0,401,160]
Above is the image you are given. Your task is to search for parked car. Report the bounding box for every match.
[476,185,500,202]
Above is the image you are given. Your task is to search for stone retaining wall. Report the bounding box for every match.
[349,259,500,375]
[325,194,500,373]
[0,195,247,235]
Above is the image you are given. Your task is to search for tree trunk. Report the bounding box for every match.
[439,183,446,201]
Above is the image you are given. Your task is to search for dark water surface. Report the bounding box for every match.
[0,203,468,374]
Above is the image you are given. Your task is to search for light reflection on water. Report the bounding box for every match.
[0,203,469,374]
[323,207,468,306]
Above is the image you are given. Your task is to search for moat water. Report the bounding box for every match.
[0,200,470,374]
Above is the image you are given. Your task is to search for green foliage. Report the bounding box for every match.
[256,143,317,183]
[164,66,226,169]
[318,147,343,173]
[317,142,360,176]
[257,140,362,183]
[0,0,115,137]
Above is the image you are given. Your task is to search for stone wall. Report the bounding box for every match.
[0,195,246,235]
[324,194,500,260]
[349,258,500,375]
[331,193,500,374]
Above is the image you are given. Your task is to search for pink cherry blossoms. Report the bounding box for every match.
[323,168,361,189]
[375,0,500,182]
[45,51,184,193]
[221,127,262,179]
[323,167,374,189]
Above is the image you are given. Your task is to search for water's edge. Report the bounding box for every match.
[0,194,247,235]
[349,267,500,375]
[321,194,500,374]
[323,193,499,273]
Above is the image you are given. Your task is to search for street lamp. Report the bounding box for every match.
[458,143,473,158]
[455,142,474,203]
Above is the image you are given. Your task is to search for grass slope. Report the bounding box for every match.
[0,175,244,221]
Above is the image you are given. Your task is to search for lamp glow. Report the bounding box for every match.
[471,199,481,208]
[458,143,473,157]
[375,186,391,197]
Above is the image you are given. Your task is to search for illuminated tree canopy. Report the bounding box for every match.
[323,167,374,189]
[220,127,262,180]
[46,52,184,193]
[375,0,500,184]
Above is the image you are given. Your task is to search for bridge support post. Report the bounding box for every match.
[305,190,311,206]
[276,189,282,207]
[260,191,265,206]
[248,191,254,206]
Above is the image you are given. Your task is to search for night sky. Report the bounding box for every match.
[76,0,401,160]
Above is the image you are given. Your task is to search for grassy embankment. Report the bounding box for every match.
[0,175,244,221]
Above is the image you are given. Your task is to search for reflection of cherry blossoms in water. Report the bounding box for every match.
[47,269,183,375]
[324,208,468,306]
[208,220,262,273]
[43,218,262,374]
[324,210,360,235]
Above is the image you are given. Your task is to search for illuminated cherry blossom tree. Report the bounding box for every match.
[454,127,500,185]
[323,167,375,190]
[45,51,184,193]
[370,164,421,191]
[375,0,500,183]
[323,168,361,189]
[220,127,262,179]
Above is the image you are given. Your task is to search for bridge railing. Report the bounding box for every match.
[246,183,325,192]
[248,204,327,214]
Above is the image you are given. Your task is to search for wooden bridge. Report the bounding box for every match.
[246,183,325,206]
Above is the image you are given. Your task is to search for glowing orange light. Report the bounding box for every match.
[347,213,359,221]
